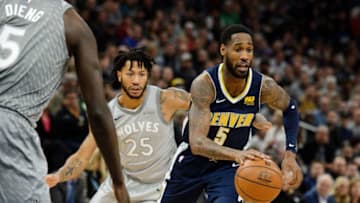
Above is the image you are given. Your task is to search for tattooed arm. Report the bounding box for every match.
[189,73,268,163]
[45,132,97,187]
[160,87,191,122]
[260,75,303,189]
[260,75,290,110]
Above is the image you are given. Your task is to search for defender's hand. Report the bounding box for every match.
[45,173,60,188]
[113,184,130,203]
[235,149,271,165]
[281,151,303,190]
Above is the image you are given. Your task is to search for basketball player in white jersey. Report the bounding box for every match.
[45,49,272,203]
[0,0,128,202]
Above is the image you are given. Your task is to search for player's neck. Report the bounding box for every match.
[118,91,146,109]
[222,66,247,97]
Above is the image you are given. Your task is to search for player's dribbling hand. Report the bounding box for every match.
[113,184,130,203]
[45,173,60,188]
[281,151,303,190]
[235,149,271,165]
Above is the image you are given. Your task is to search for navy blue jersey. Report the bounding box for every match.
[183,64,263,150]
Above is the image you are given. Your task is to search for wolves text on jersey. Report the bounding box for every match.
[116,121,160,137]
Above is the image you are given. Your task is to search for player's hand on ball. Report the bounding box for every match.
[281,151,303,190]
[45,173,60,188]
[236,149,271,165]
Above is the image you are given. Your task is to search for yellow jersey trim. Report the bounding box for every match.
[218,63,253,104]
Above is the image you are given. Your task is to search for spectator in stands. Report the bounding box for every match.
[349,108,360,139]
[329,176,351,203]
[350,178,360,203]
[300,160,325,194]
[161,66,175,87]
[49,89,89,203]
[329,156,348,179]
[176,52,197,91]
[313,96,331,126]
[346,161,360,180]
[301,173,335,203]
[299,125,335,166]
[326,110,353,149]
[51,88,89,202]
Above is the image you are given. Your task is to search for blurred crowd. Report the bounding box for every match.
[36,0,360,202]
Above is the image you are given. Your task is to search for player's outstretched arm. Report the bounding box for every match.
[45,133,97,187]
[64,8,129,202]
[189,73,269,164]
[260,76,303,189]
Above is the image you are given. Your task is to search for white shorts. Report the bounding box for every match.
[90,174,163,203]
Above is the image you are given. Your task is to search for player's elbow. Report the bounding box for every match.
[189,136,205,155]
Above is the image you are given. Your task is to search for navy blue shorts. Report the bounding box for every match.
[160,148,244,203]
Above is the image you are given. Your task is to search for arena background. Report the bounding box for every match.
[37,0,360,202]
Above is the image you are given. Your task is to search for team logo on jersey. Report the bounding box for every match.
[210,112,254,128]
[244,96,255,106]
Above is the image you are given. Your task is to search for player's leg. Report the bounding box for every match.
[0,110,50,202]
[205,164,241,203]
[160,178,204,203]
[160,145,205,203]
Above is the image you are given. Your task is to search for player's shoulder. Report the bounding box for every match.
[189,72,216,104]
[160,86,190,110]
[107,95,119,110]
[191,71,214,93]
[147,84,160,91]
[161,86,189,97]
[260,74,278,92]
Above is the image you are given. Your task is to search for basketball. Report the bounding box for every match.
[234,159,282,203]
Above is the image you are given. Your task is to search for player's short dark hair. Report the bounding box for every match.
[112,49,154,87]
[220,24,253,45]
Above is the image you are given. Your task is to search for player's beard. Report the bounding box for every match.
[225,55,250,79]
[122,83,147,99]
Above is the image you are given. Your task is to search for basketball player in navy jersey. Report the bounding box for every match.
[160,24,303,203]
[0,1,128,202]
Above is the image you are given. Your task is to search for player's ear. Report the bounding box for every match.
[116,71,122,83]
[220,44,226,56]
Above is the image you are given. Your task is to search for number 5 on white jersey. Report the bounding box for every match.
[0,25,26,70]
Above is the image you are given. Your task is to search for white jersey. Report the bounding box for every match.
[91,85,177,203]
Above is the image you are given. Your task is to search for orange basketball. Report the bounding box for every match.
[234,159,282,203]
